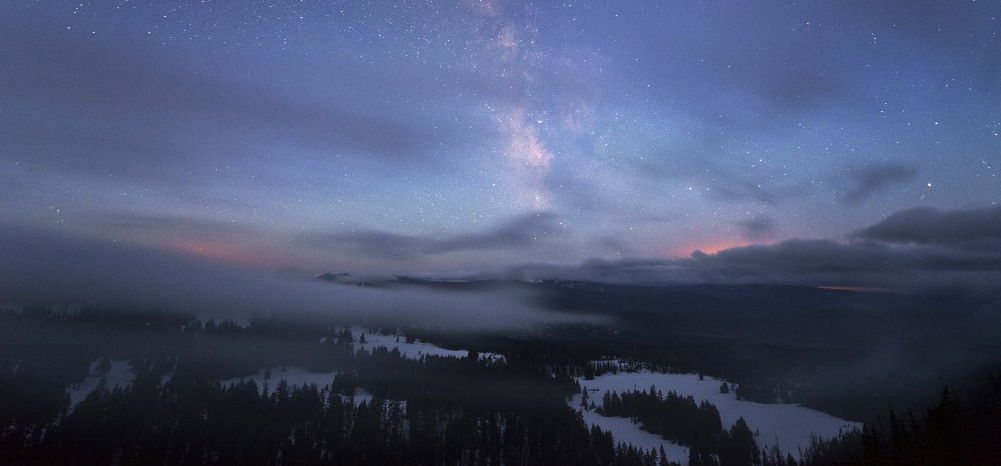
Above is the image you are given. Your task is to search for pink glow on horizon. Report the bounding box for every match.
[664,240,751,258]
[173,240,274,267]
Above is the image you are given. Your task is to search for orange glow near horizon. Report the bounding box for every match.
[666,240,751,258]
[173,240,273,267]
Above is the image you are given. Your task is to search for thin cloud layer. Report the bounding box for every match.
[4,1,999,266]
[840,163,919,205]
[505,205,1001,290]
[0,226,599,331]
[1,30,465,170]
[737,215,778,240]
[300,212,563,259]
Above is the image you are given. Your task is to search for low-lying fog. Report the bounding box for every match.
[0,227,603,331]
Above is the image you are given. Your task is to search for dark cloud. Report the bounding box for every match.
[700,238,999,276]
[853,205,1001,247]
[301,212,564,260]
[504,206,1001,290]
[737,215,777,240]
[839,163,918,205]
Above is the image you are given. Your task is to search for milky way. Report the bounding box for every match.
[2,0,999,275]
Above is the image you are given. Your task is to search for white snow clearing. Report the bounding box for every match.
[66,359,135,408]
[575,369,862,460]
[569,393,691,464]
[351,327,504,362]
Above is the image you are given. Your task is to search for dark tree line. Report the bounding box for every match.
[578,361,790,406]
[591,388,759,466]
[3,308,1001,465]
[1,340,682,465]
[792,372,1001,466]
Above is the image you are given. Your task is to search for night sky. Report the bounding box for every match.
[3,1,1000,276]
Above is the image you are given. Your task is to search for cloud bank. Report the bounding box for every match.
[505,205,1001,290]
[854,205,1001,247]
[1,206,997,328]
[0,226,596,331]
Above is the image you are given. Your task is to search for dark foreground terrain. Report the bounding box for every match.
[2,282,1000,465]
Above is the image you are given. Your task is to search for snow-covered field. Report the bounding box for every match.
[64,327,499,409]
[352,327,504,362]
[66,359,135,408]
[570,393,690,463]
[575,369,862,459]
[62,346,855,466]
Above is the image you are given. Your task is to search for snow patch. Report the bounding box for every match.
[352,327,504,362]
[577,369,862,458]
[570,393,690,464]
[66,360,135,408]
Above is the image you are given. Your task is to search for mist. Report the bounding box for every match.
[0,226,601,331]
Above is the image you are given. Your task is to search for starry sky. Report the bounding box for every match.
[2,0,1000,276]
